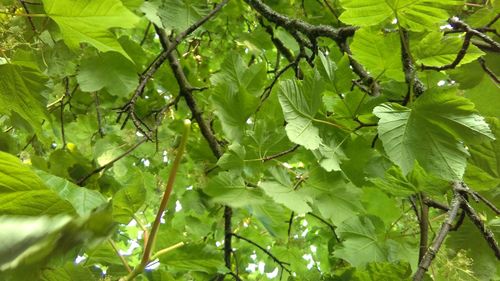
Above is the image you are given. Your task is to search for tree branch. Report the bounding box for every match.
[119,0,230,138]
[243,0,380,96]
[413,182,463,281]
[478,57,500,84]
[460,196,500,259]
[421,33,473,71]
[449,17,500,52]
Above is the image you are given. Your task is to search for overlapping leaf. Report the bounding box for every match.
[374,90,494,180]
[278,76,323,150]
[339,0,463,30]
[350,28,404,81]
[42,0,139,59]
[0,152,74,216]
[77,52,138,96]
[0,64,48,134]
[414,32,484,67]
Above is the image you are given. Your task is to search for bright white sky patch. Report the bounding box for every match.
[175,200,182,212]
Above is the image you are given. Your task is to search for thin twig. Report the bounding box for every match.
[94,92,105,137]
[449,17,500,52]
[307,212,341,243]
[61,77,69,149]
[231,233,291,274]
[421,33,473,71]
[478,57,500,84]
[18,0,36,33]
[460,196,500,259]
[77,138,147,185]
[262,145,300,162]
[417,193,429,263]
[108,239,132,273]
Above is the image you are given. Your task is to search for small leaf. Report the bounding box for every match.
[278,77,323,150]
[259,181,312,214]
[203,172,265,208]
[77,52,138,96]
[334,216,388,266]
[350,28,404,81]
[112,184,146,224]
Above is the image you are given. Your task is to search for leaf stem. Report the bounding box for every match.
[150,241,185,260]
[120,120,191,281]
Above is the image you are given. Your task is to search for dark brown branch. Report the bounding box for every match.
[287,211,295,239]
[418,194,429,263]
[423,198,449,212]
[485,13,500,27]
[244,0,356,40]
[478,57,500,84]
[244,0,380,96]
[140,22,152,46]
[337,39,380,96]
[262,145,300,162]
[413,183,463,281]
[399,29,424,104]
[231,233,291,274]
[154,18,235,275]
[449,17,500,52]
[119,0,230,138]
[460,197,500,259]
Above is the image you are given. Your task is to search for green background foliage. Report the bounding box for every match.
[0,0,498,280]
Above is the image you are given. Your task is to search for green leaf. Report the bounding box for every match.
[112,183,146,224]
[159,243,226,274]
[0,207,113,272]
[278,76,323,150]
[350,28,404,81]
[0,64,48,133]
[40,262,96,281]
[373,90,494,180]
[259,181,312,214]
[303,169,363,224]
[466,118,500,190]
[339,0,462,31]
[217,143,246,171]
[338,0,393,26]
[414,32,484,67]
[0,216,73,271]
[447,219,500,280]
[203,172,265,208]
[210,55,266,142]
[76,52,138,96]
[156,0,209,32]
[334,216,389,267]
[42,0,139,59]
[36,170,107,217]
[0,152,74,216]
[370,163,449,197]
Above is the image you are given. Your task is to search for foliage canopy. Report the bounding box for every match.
[0,0,499,280]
